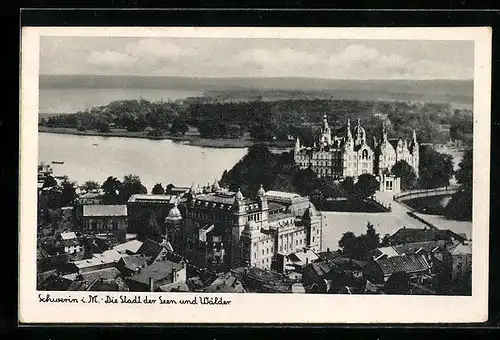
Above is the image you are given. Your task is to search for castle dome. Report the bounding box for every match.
[235,188,244,201]
[166,202,182,221]
[212,180,220,192]
[257,184,265,197]
[353,119,366,138]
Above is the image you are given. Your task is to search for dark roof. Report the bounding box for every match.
[375,254,431,277]
[307,260,341,278]
[138,238,163,258]
[318,251,342,262]
[157,281,190,292]
[203,273,246,293]
[83,205,127,217]
[330,257,368,270]
[127,259,183,286]
[389,228,467,244]
[388,138,400,150]
[394,240,446,256]
[120,254,151,271]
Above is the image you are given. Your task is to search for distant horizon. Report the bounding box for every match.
[40,74,474,81]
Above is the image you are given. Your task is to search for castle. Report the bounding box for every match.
[294,115,419,180]
[164,183,322,272]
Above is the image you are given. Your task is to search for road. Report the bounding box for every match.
[373,191,429,230]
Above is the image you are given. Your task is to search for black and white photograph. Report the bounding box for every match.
[19,27,490,324]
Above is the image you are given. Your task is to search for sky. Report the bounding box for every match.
[40,36,474,80]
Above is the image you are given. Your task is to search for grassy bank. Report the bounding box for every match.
[38,126,294,149]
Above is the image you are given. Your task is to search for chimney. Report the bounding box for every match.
[327,247,330,253]
[172,267,177,282]
[149,277,154,292]
[306,258,309,266]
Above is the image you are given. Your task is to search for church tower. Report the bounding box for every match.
[319,114,332,147]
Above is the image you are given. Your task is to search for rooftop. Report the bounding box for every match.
[449,243,472,256]
[127,259,184,285]
[113,240,144,254]
[389,227,467,244]
[375,254,431,276]
[72,250,123,269]
[204,273,246,293]
[83,204,127,217]
[128,194,175,204]
[60,232,77,240]
[265,191,301,200]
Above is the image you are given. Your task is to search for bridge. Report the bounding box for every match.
[393,186,460,202]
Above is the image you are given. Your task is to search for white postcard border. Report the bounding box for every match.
[19,26,491,324]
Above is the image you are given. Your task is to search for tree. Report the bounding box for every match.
[81,180,100,192]
[316,177,345,199]
[365,222,380,252]
[96,121,111,133]
[444,149,473,221]
[120,174,147,203]
[455,149,473,185]
[61,180,77,206]
[338,222,381,260]
[340,177,355,197]
[380,234,391,247]
[151,183,165,195]
[384,272,410,294]
[353,174,380,200]
[444,184,472,221]
[101,176,122,204]
[170,119,189,136]
[391,160,417,190]
[418,145,454,189]
[43,175,58,188]
[338,232,357,257]
[165,183,175,194]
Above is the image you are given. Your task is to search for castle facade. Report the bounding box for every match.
[294,115,419,179]
[165,183,322,272]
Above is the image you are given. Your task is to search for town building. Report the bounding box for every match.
[126,258,187,292]
[127,194,178,235]
[363,253,432,284]
[79,205,128,241]
[182,183,323,272]
[445,242,472,281]
[294,116,419,180]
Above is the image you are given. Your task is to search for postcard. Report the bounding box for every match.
[19,26,491,324]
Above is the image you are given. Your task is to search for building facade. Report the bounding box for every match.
[178,183,322,272]
[294,116,419,179]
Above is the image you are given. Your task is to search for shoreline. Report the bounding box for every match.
[38,126,294,150]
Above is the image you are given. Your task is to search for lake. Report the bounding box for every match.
[39,88,204,114]
[39,132,247,191]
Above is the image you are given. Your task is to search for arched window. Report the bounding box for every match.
[362,149,368,159]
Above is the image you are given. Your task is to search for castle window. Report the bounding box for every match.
[362,149,368,159]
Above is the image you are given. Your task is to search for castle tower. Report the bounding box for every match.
[353,118,367,147]
[344,119,354,151]
[294,137,301,153]
[319,114,332,148]
[164,201,184,252]
[256,184,268,226]
[410,129,419,177]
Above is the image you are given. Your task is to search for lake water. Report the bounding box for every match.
[39,132,247,191]
[39,88,204,114]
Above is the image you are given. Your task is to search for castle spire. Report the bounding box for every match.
[346,119,352,140]
[382,123,388,142]
[295,136,301,151]
[412,129,417,143]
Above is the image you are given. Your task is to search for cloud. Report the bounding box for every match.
[41,37,473,79]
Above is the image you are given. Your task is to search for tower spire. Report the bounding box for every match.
[346,119,352,140]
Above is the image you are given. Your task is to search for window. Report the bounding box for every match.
[262,249,265,255]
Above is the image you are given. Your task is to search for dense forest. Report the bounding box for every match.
[39,97,473,146]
